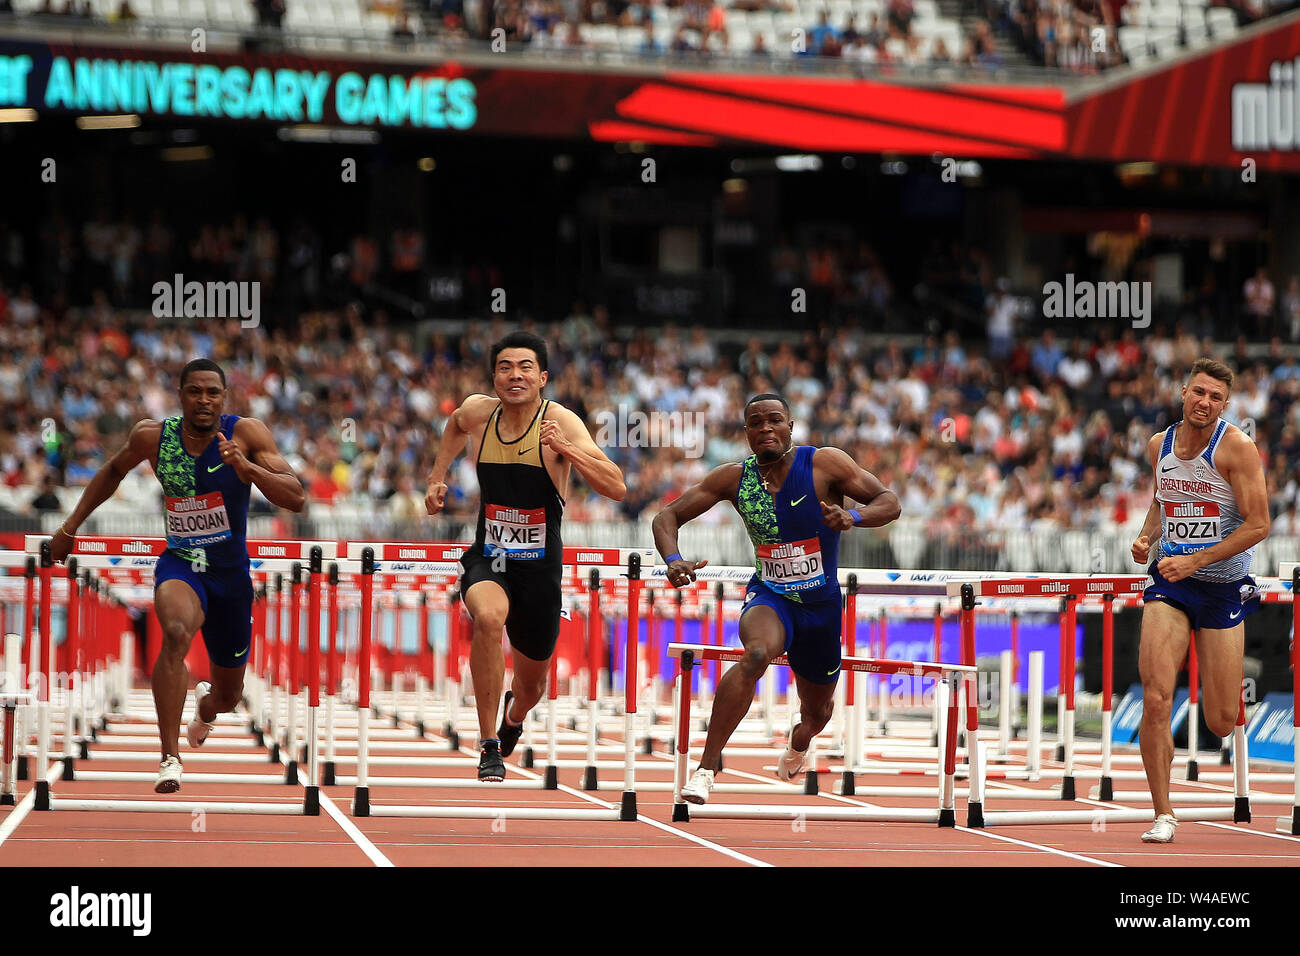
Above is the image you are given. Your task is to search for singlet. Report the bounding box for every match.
[155,415,250,570]
[473,400,565,567]
[1154,419,1253,582]
[735,445,841,604]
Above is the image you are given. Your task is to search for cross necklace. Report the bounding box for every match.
[757,443,795,493]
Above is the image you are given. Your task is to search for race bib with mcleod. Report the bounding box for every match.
[165,491,233,550]
[757,537,826,594]
[1161,500,1222,555]
[484,504,547,561]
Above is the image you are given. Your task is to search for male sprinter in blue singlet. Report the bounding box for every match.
[425,332,626,781]
[50,359,305,793]
[653,393,901,803]
[1131,358,1269,843]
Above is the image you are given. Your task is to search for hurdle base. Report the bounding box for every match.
[840,771,855,796]
[352,786,370,816]
[447,731,460,751]
[1220,748,1231,765]
[1185,759,1198,782]
[269,743,281,763]
[303,786,320,816]
[1098,776,1114,801]
[543,765,558,790]
[966,801,985,828]
[78,740,89,760]
[522,747,534,770]
[938,807,955,828]
[1060,776,1076,801]
[16,755,28,780]
[582,766,598,791]
[1054,744,1065,762]
[61,757,76,781]
[1233,796,1251,823]
[415,720,425,737]
[803,772,819,796]
[619,791,637,821]
[642,737,654,756]
[35,780,50,811]
[299,746,308,766]
[1277,808,1300,835]
[672,802,689,822]
[284,761,299,786]
[252,730,265,747]
[391,712,400,729]
[323,761,336,786]
[0,792,13,806]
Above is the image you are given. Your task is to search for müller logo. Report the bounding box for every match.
[767,543,806,560]
[1233,59,1300,150]
[490,507,535,523]
[1172,502,1208,518]
[122,541,152,554]
[1041,582,1069,593]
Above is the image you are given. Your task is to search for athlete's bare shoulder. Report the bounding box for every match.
[455,394,500,431]
[1216,422,1262,470]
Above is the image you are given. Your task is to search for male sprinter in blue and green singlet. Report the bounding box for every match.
[51,359,304,793]
[652,393,901,803]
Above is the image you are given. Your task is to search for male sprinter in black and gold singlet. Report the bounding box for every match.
[50,359,304,793]
[425,332,626,781]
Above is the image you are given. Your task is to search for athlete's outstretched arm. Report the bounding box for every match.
[231,418,306,512]
[651,464,741,585]
[814,447,901,531]
[50,420,158,564]
[539,403,626,502]
[1155,428,1270,583]
[426,394,496,515]
[1132,433,1163,565]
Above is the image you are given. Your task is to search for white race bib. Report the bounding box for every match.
[484,504,547,561]
[1162,500,1222,555]
[757,537,826,594]
[165,491,232,549]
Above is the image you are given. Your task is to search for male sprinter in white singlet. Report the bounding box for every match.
[1131,358,1270,844]
[425,331,626,782]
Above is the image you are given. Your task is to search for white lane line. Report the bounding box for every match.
[955,826,1123,867]
[0,764,63,850]
[460,746,772,867]
[273,742,394,867]
[1196,821,1300,844]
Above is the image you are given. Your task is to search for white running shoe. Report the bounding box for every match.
[776,716,806,782]
[155,755,183,794]
[680,768,716,805]
[1141,813,1178,844]
[186,681,216,748]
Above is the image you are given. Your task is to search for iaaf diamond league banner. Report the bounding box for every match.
[0,34,1065,153]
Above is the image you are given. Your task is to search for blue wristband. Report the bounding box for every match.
[848,509,862,526]
[666,553,683,564]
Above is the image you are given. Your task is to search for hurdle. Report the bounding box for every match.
[667,641,974,825]
[1280,563,1300,835]
[949,574,1271,828]
[344,545,652,820]
[17,535,324,815]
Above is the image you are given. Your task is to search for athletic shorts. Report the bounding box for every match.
[1143,562,1260,631]
[741,579,843,685]
[154,551,255,668]
[459,549,562,662]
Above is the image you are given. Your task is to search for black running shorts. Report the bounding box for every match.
[459,549,563,662]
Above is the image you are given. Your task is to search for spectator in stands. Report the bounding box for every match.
[750,30,770,54]
[670,23,695,51]
[887,0,914,35]
[253,0,285,29]
[807,9,837,54]
[393,10,417,42]
[1244,265,1276,338]
[1031,329,1064,382]
[704,0,727,48]
[639,17,663,52]
[985,277,1016,360]
[1282,275,1300,342]
[30,475,61,512]
[931,36,953,61]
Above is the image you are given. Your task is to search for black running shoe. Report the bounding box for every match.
[498,690,524,758]
[478,740,506,782]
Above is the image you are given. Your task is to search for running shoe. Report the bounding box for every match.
[498,690,524,758]
[680,767,715,805]
[1141,813,1178,843]
[155,755,183,794]
[478,739,506,782]
[186,681,216,748]
[776,715,806,782]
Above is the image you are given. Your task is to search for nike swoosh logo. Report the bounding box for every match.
[791,495,807,507]
[1229,610,1241,620]
[826,665,840,677]
[207,463,224,472]
[1160,465,1177,473]
[519,448,531,456]
[234,647,248,658]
